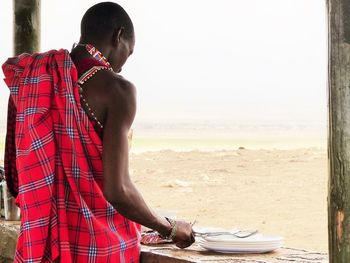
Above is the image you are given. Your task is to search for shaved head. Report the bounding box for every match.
[81,2,134,40]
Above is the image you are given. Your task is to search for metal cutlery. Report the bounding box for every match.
[194,230,258,238]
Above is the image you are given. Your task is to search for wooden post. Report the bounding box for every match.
[328,0,350,261]
[13,0,40,55]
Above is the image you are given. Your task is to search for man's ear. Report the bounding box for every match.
[112,27,125,46]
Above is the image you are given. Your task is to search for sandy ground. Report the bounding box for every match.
[0,146,328,252]
[130,148,328,252]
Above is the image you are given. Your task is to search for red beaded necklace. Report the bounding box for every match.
[85,44,112,68]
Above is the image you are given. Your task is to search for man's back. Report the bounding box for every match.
[70,46,137,134]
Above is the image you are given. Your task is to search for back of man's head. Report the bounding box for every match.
[81,2,134,41]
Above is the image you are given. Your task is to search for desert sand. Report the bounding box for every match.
[130,147,327,252]
[0,145,328,252]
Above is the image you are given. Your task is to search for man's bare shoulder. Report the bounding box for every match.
[94,70,136,123]
[96,70,136,108]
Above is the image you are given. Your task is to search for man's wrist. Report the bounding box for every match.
[156,216,173,238]
[164,217,177,240]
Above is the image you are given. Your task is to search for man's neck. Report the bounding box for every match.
[78,38,111,59]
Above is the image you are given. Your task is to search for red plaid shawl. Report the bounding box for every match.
[2,49,141,263]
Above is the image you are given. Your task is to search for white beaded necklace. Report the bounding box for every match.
[77,44,113,129]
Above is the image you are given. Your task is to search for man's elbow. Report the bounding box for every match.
[104,183,132,207]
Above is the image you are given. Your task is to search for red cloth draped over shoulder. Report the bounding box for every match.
[3,57,106,198]
[2,49,140,263]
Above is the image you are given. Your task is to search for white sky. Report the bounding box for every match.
[0,0,327,128]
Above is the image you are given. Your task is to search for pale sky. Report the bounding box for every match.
[0,0,327,131]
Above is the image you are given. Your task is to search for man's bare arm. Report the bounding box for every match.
[102,78,172,237]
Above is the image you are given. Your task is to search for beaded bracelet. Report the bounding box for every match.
[165,217,177,240]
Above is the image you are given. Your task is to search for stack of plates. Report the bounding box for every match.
[198,233,283,253]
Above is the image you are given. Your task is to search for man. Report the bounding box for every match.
[3,2,194,262]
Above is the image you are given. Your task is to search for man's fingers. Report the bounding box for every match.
[190,232,195,243]
[176,241,191,249]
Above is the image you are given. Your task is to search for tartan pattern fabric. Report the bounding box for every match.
[2,49,141,263]
[4,95,19,198]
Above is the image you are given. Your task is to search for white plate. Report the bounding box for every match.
[198,240,283,247]
[198,239,282,248]
[203,234,283,244]
[200,247,280,254]
[199,242,282,253]
[197,233,283,254]
[198,240,283,249]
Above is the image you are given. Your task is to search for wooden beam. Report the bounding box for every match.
[328,0,350,261]
[13,0,40,55]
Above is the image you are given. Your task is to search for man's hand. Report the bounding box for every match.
[172,220,195,249]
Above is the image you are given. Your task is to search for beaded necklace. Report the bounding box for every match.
[77,44,113,129]
[85,44,112,68]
